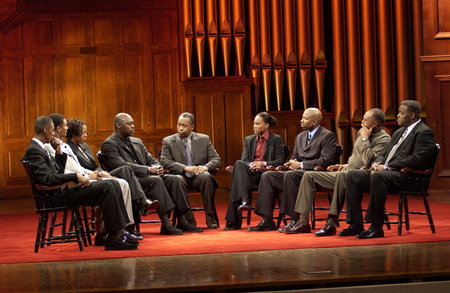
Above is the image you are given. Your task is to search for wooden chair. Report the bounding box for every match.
[225,145,291,227]
[21,160,88,253]
[385,143,440,235]
[96,151,161,234]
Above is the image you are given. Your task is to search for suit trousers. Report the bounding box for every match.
[66,180,128,234]
[183,171,218,223]
[255,169,305,219]
[294,171,347,222]
[344,169,371,226]
[138,174,189,217]
[365,170,406,227]
[225,160,261,225]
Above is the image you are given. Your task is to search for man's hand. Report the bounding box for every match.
[88,171,101,180]
[76,173,90,187]
[149,165,164,176]
[360,123,375,140]
[50,138,63,155]
[370,162,385,174]
[284,159,302,170]
[98,171,111,178]
[194,165,208,175]
[249,161,265,171]
[338,164,348,172]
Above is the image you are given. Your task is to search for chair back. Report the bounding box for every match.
[401,143,440,194]
[96,151,111,171]
[21,160,65,211]
[283,145,291,161]
[334,145,343,164]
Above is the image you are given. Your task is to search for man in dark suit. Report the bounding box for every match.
[249,108,337,231]
[101,113,202,234]
[160,112,222,229]
[224,112,285,230]
[65,118,159,236]
[23,116,138,250]
[342,100,436,239]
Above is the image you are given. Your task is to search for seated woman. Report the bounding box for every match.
[224,112,285,230]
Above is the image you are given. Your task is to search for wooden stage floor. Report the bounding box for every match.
[1,190,450,292]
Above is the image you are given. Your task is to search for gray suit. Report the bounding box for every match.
[101,133,190,217]
[294,129,391,221]
[160,132,222,226]
[255,126,337,220]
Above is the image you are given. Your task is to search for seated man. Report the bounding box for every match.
[23,116,138,250]
[250,108,337,231]
[285,108,391,235]
[224,112,285,230]
[101,113,202,234]
[160,112,222,229]
[45,113,145,243]
[343,100,436,239]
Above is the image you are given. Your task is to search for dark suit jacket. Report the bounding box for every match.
[101,133,159,178]
[241,132,284,166]
[291,126,337,170]
[160,132,222,174]
[22,140,77,186]
[66,140,101,172]
[375,121,435,171]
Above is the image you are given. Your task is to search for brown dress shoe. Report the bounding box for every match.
[314,224,337,236]
[285,223,311,234]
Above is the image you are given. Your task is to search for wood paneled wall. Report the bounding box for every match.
[421,0,450,189]
[0,1,181,198]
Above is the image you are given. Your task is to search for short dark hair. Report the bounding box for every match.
[48,113,65,128]
[401,100,421,116]
[256,112,277,126]
[180,112,195,124]
[35,116,53,135]
[67,118,86,139]
[368,108,385,125]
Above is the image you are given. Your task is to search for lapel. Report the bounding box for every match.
[394,122,421,156]
[114,134,140,163]
[33,140,60,172]
[190,132,198,162]
[129,138,147,165]
[263,133,273,160]
[248,135,257,161]
[173,134,187,162]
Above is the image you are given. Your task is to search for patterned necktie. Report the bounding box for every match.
[307,133,312,146]
[183,138,194,178]
[385,129,408,166]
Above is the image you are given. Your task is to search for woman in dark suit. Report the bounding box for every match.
[224,112,285,230]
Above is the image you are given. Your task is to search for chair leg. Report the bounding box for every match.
[34,213,45,253]
[384,212,391,230]
[397,195,404,236]
[246,209,252,226]
[72,209,85,251]
[423,196,436,233]
[41,213,49,248]
[47,211,58,246]
[404,195,410,231]
[311,197,316,230]
[82,206,92,246]
[276,213,284,229]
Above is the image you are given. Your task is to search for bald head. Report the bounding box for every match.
[114,113,135,138]
[301,108,322,130]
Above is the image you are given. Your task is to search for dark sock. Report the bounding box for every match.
[160,214,172,228]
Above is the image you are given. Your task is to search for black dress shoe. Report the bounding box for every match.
[224,221,242,231]
[206,216,219,229]
[178,223,203,233]
[278,220,297,233]
[160,225,183,235]
[314,224,337,236]
[285,223,311,234]
[338,225,364,237]
[94,234,107,246]
[238,201,252,211]
[356,227,384,239]
[105,233,138,251]
[123,230,144,241]
[248,220,276,231]
[143,199,160,210]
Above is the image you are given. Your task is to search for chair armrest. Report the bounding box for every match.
[400,167,432,175]
[314,166,326,171]
[275,165,287,171]
[35,182,75,191]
